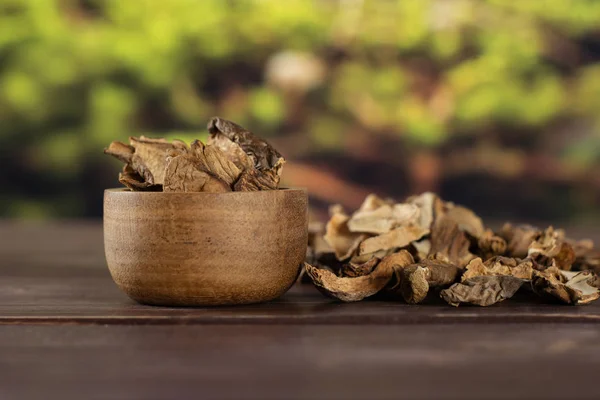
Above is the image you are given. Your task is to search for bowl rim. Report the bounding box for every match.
[104,187,307,196]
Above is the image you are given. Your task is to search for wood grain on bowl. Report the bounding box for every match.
[103,188,308,306]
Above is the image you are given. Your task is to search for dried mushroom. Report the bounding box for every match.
[105,141,134,164]
[357,194,394,212]
[305,191,600,308]
[428,216,475,268]
[347,205,395,234]
[304,261,396,302]
[350,249,395,264]
[163,152,231,193]
[105,117,284,193]
[208,117,283,171]
[340,250,414,277]
[444,205,485,239]
[532,267,600,305]
[207,131,254,171]
[500,224,541,259]
[359,225,429,255]
[378,251,415,273]
[380,250,417,296]
[477,229,507,259]
[323,208,367,260]
[528,227,576,270]
[441,276,524,307]
[340,257,380,278]
[347,203,420,235]
[119,164,160,191]
[234,168,280,191]
[398,266,429,304]
[105,136,180,188]
[411,239,431,261]
[129,136,180,185]
[190,140,242,186]
[407,192,444,230]
[393,259,460,304]
[461,257,533,281]
[420,259,461,287]
[207,116,285,190]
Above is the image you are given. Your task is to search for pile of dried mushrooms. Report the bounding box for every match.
[105,117,284,192]
[306,193,600,307]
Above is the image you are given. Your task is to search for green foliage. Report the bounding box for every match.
[0,0,599,217]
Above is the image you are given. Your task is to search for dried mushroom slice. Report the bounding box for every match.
[441,276,524,307]
[589,274,600,289]
[105,141,134,164]
[163,153,231,193]
[553,242,577,270]
[105,136,187,190]
[378,250,415,273]
[347,202,420,235]
[531,268,570,303]
[207,131,254,171]
[357,193,394,212]
[483,256,518,268]
[207,117,285,191]
[527,226,560,256]
[495,257,534,280]
[347,204,396,234]
[411,239,431,261]
[565,272,600,304]
[207,117,284,172]
[407,192,443,230]
[528,227,575,270]
[304,262,396,302]
[398,266,429,304]
[532,268,600,305]
[461,257,533,282]
[350,249,394,264]
[358,225,429,255]
[340,257,380,278]
[190,140,242,186]
[500,223,541,259]
[429,216,475,268]
[392,203,421,224]
[234,167,281,191]
[118,164,160,191]
[419,259,461,287]
[444,205,485,239]
[382,251,416,293]
[391,258,459,304]
[163,139,262,193]
[324,209,367,260]
[129,136,178,185]
[477,229,507,259]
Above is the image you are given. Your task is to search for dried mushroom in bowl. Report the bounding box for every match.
[304,192,600,307]
[104,117,285,192]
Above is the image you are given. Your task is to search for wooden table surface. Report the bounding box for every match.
[1,221,600,400]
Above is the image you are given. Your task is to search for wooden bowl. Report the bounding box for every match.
[103,188,307,306]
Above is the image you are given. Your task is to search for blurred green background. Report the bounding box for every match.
[1,0,600,223]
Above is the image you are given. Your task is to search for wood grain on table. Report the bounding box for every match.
[1,221,599,400]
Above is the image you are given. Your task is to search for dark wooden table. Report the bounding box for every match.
[2,222,600,400]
